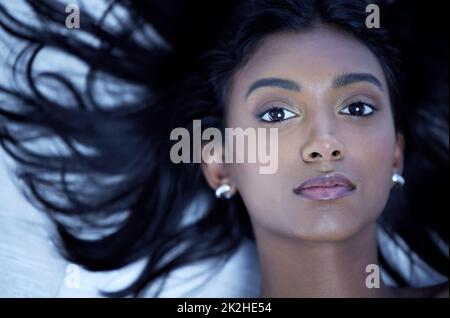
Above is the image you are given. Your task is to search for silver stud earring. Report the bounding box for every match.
[215,184,232,199]
[392,173,405,187]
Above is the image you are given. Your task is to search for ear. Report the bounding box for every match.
[200,142,237,196]
[393,132,405,175]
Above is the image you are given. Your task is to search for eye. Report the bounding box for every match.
[339,101,377,117]
[259,107,298,123]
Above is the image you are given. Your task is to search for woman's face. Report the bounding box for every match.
[204,24,404,241]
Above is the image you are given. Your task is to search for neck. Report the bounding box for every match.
[255,223,392,297]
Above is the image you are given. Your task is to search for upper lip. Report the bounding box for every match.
[294,172,356,192]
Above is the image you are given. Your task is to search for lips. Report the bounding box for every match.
[293,173,356,201]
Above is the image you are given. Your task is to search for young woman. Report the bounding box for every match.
[0,0,448,297]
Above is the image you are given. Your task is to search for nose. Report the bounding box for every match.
[301,134,345,163]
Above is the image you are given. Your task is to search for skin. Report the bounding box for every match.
[201,24,448,298]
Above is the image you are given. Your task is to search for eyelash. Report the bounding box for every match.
[257,101,378,123]
[257,106,298,123]
[339,101,378,117]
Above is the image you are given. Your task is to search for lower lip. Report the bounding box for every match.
[294,186,355,201]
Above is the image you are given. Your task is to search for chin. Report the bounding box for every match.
[288,211,378,243]
[293,228,366,242]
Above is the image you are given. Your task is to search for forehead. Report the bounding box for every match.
[232,24,387,94]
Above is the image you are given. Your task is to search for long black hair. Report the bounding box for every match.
[0,0,447,296]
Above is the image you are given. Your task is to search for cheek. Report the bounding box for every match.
[225,103,287,213]
[230,161,285,212]
[231,164,294,239]
[351,126,396,214]
[227,131,301,236]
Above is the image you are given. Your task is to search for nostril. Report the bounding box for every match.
[310,152,321,159]
[332,150,341,157]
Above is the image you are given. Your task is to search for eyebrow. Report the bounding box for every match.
[245,72,383,99]
[246,77,301,99]
[332,73,383,91]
